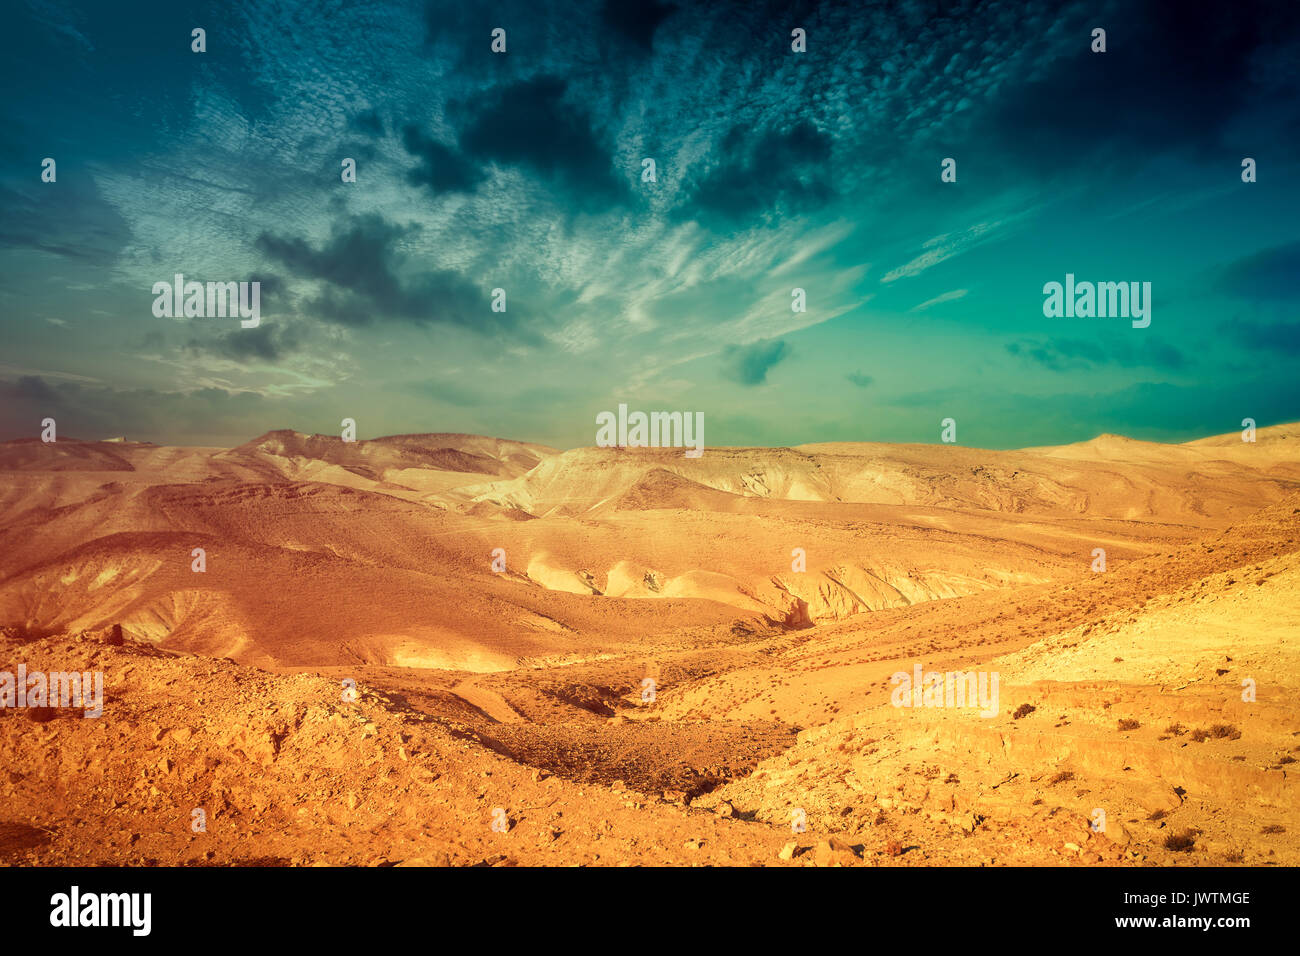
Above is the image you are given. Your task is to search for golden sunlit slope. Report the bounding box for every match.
[686,492,1300,865]
[454,430,1300,524]
[1181,421,1300,466]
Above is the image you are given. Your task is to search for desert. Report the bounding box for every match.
[1,422,1295,867]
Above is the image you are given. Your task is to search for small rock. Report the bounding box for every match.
[1104,822,1132,845]
[814,837,861,867]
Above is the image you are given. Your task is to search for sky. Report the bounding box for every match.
[1,0,1298,449]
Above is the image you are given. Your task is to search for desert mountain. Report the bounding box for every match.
[1,427,1297,667]
[2,425,1295,866]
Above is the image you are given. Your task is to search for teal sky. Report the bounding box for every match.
[2,0,1298,449]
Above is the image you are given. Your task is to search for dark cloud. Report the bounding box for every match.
[0,178,132,266]
[0,375,269,444]
[255,214,505,333]
[1213,240,1300,302]
[249,273,286,299]
[1218,316,1300,355]
[349,109,385,137]
[601,0,677,51]
[186,324,302,363]
[980,0,1300,177]
[1006,336,1187,372]
[402,125,485,194]
[421,0,526,47]
[257,215,405,303]
[2,375,60,403]
[683,121,832,224]
[399,76,627,207]
[846,370,874,388]
[722,338,792,385]
[417,0,536,89]
[453,76,627,208]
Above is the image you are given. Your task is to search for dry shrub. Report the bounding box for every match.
[1191,724,1241,742]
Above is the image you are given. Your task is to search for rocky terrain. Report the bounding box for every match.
[1,425,1296,866]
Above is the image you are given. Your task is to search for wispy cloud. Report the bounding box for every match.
[882,219,1012,284]
[910,289,969,311]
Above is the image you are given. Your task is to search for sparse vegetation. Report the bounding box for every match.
[1190,724,1241,742]
[1117,718,1140,731]
[1012,703,1036,720]
[1163,830,1196,852]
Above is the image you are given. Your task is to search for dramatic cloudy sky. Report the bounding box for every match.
[1,0,1298,448]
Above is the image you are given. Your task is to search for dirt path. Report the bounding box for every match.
[451,677,524,723]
